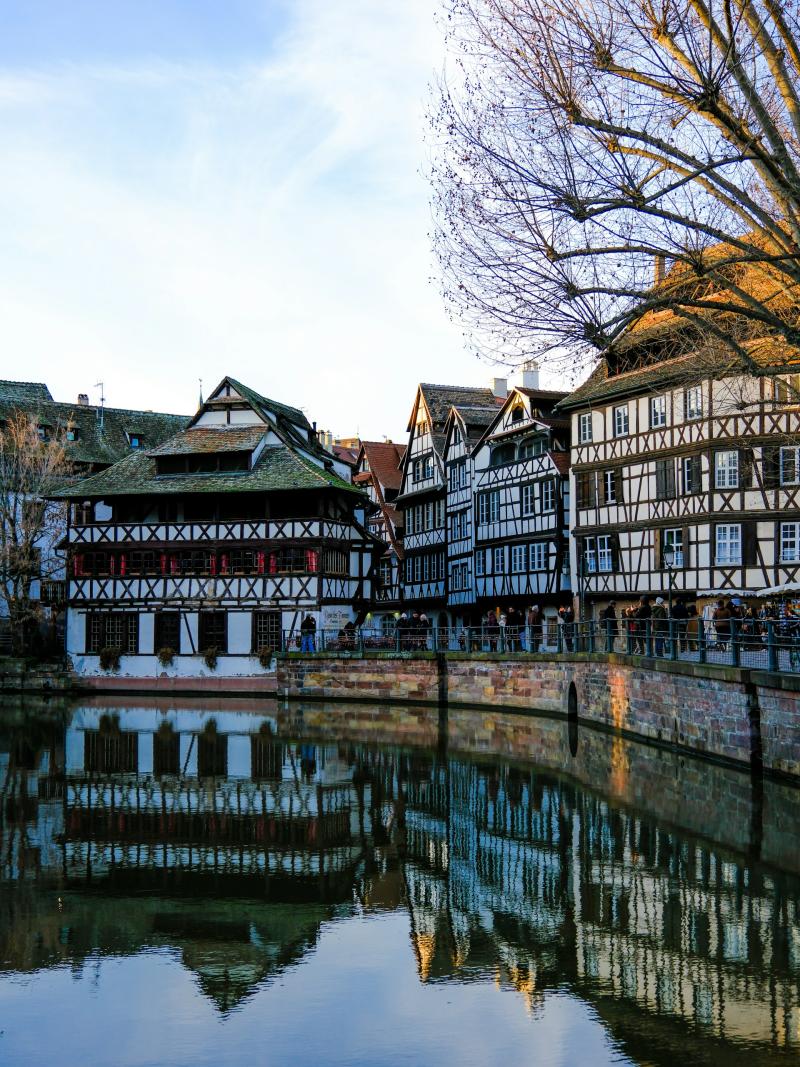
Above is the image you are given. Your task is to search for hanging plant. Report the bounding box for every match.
[157,646,176,667]
[201,646,219,671]
[99,646,121,673]
[257,645,273,669]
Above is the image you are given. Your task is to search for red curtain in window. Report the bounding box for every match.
[72,554,84,577]
[210,554,217,576]
[119,553,127,577]
[170,555,179,575]
[268,553,277,575]
[257,551,265,574]
[160,552,167,576]
[219,554,229,574]
[305,550,318,573]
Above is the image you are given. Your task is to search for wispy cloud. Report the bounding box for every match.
[0,0,485,437]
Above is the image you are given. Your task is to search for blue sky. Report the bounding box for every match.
[0,0,507,438]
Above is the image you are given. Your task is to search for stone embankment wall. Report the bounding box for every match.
[0,659,74,695]
[276,652,800,779]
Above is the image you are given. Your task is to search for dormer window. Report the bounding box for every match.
[37,425,48,440]
[127,432,142,449]
[511,405,524,423]
[66,425,79,442]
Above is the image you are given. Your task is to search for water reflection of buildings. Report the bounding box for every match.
[0,701,798,1056]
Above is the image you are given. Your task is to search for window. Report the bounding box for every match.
[154,612,181,652]
[475,551,485,577]
[685,385,703,420]
[682,455,701,495]
[449,511,467,540]
[252,610,282,652]
[519,436,546,459]
[412,459,422,483]
[491,443,516,467]
[576,471,597,510]
[775,374,800,404]
[453,424,462,445]
[511,545,526,573]
[603,470,617,504]
[584,540,597,573]
[655,459,676,500]
[424,502,434,530]
[715,524,741,565]
[435,498,445,527]
[448,464,458,491]
[66,425,79,442]
[597,535,613,573]
[493,546,505,573]
[650,395,667,428]
[86,613,139,654]
[662,528,684,568]
[578,412,593,443]
[613,404,629,437]
[781,522,800,563]
[450,563,462,590]
[541,478,555,512]
[780,446,800,485]
[458,460,468,488]
[423,455,434,480]
[128,433,141,449]
[511,405,524,423]
[529,542,547,570]
[521,483,535,517]
[199,611,227,652]
[477,491,500,525]
[714,450,739,489]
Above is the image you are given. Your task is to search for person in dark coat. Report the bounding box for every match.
[600,601,618,652]
[300,614,317,653]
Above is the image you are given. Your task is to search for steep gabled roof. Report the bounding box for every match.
[200,376,309,429]
[357,440,405,493]
[471,386,569,452]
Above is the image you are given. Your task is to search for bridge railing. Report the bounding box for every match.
[281,620,800,675]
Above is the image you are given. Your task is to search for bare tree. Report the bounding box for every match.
[0,412,70,655]
[431,0,800,383]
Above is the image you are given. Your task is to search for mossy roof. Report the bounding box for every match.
[52,442,363,499]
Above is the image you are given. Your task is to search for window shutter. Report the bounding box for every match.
[691,454,702,494]
[762,445,780,489]
[743,520,758,566]
[739,448,753,489]
[614,467,623,504]
[681,525,690,568]
[653,528,662,569]
[610,533,619,572]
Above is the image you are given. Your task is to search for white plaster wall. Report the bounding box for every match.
[68,653,276,678]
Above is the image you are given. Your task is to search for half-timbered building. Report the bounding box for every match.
[560,273,800,614]
[396,382,503,625]
[353,439,406,629]
[0,379,187,644]
[54,377,380,677]
[469,366,571,625]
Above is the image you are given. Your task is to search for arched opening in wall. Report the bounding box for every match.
[567,681,579,757]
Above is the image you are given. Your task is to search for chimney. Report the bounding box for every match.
[654,254,666,286]
[77,393,89,406]
[491,377,508,399]
[520,360,540,391]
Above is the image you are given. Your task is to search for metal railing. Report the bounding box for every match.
[280,620,800,675]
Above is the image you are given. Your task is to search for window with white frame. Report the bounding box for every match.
[493,546,504,573]
[521,483,535,517]
[578,412,593,443]
[715,524,742,564]
[663,528,684,568]
[458,460,468,488]
[781,522,800,562]
[685,385,703,420]
[448,465,458,491]
[604,470,616,504]
[775,374,800,405]
[435,499,445,527]
[597,535,613,572]
[422,455,434,480]
[511,545,526,573]
[613,404,629,437]
[541,479,555,512]
[682,455,701,495]
[475,551,485,576]
[477,491,500,525]
[450,563,462,590]
[584,539,597,573]
[650,395,667,428]
[529,542,547,570]
[780,446,800,485]
[452,425,462,446]
[714,450,739,489]
[424,502,434,530]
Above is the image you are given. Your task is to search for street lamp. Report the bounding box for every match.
[663,549,676,617]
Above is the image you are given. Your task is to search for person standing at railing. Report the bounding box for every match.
[634,596,652,654]
[600,601,618,652]
[506,606,522,651]
[671,596,689,653]
[486,609,500,651]
[712,599,731,651]
[300,613,317,653]
[651,597,668,656]
[526,605,542,653]
[686,604,700,652]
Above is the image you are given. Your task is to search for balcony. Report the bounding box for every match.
[68,518,354,545]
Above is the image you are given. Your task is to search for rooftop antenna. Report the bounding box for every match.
[94,382,105,428]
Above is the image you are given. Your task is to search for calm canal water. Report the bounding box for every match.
[0,696,798,1067]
